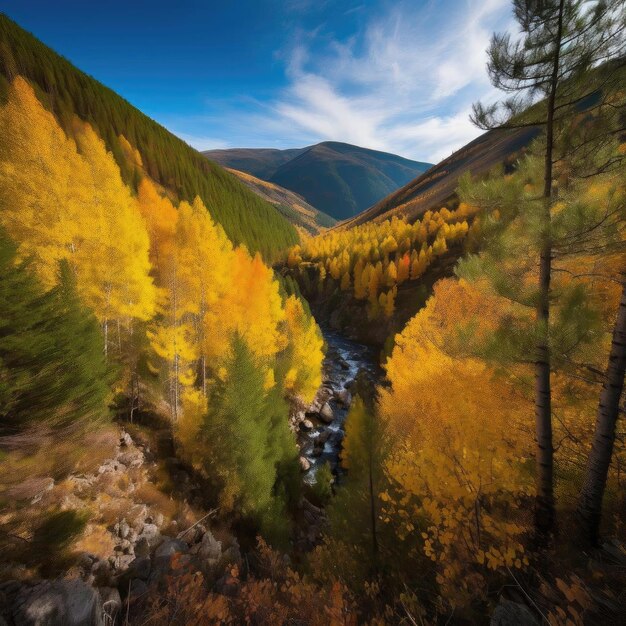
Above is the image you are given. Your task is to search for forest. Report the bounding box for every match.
[1,0,626,625]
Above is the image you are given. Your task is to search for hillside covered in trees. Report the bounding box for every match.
[0,14,298,259]
[1,1,626,625]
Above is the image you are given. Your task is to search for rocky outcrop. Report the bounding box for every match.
[9,580,103,626]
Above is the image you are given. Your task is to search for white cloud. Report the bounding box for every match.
[263,0,513,162]
[172,131,230,151]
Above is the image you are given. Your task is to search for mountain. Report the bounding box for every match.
[225,168,336,236]
[0,14,298,260]
[341,125,541,229]
[204,142,432,221]
[205,147,306,181]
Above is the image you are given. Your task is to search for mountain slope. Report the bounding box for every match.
[341,126,540,229]
[226,168,336,236]
[205,147,306,180]
[204,141,432,221]
[0,14,298,259]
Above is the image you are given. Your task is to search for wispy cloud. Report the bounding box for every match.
[263,0,513,162]
[173,0,514,163]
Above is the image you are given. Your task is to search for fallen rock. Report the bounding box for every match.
[136,523,160,548]
[12,579,103,626]
[120,431,133,447]
[199,532,222,565]
[98,459,126,475]
[300,419,314,432]
[299,456,311,472]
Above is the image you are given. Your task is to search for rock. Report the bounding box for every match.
[136,523,160,548]
[98,459,126,475]
[491,599,539,626]
[199,532,222,565]
[129,556,151,581]
[115,519,130,539]
[299,456,311,472]
[12,580,103,626]
[134,536,150,558]
[98,587,121,623]
[117,450,144,468]
[155,538,188,560]
[319,402,334,423]
[300,419,314,432]
[113,554,135,572]
[120,431,133,447]
[335,389,352,407]
[344,379,356,390]
[316,430,331,445]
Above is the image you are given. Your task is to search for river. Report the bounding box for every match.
[300,327,383,484]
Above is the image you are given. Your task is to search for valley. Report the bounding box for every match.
[1,2,626,625]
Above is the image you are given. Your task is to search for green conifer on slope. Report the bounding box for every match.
[0,229,112,440]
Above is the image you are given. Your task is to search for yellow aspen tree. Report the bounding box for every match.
[175,197,233,393]
[283,295,324,402]
[0,77,90,286]
[385,259,398,286]
[136,178,178,276]
[73,120,156,354]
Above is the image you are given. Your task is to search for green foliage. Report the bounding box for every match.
[202,335,298,539]
[310,462,334,507]
[0,229,112,437]
[0,14,298,259]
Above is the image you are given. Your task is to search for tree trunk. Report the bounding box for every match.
[533,0,565,536]
[576,273,626,545]
[368,452,379,559]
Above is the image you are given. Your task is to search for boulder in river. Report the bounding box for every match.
[319,402,334,423]
[299,456,311,472]
[316,430,331,445]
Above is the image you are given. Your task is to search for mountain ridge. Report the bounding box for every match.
[203,141,432,221]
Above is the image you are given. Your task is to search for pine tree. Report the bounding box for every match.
[470,0,625,535]
[0,229,112,439]
[202,335,297,527]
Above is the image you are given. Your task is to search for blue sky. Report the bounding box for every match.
[0,0,513,162]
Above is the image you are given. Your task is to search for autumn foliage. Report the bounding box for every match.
[286,205,475,318]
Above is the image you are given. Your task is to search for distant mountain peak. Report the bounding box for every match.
[203,142,432,221]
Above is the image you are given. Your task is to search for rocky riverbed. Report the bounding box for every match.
[291,327,382,484]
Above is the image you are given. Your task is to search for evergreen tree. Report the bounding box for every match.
[0,229,112,440]
[202,335,297,533]
[470,0,625,535]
